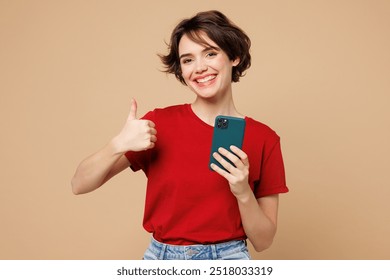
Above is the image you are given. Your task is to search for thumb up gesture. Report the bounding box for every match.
[114,98,157,153]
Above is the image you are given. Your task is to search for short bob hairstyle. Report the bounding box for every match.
[160,10,251,85]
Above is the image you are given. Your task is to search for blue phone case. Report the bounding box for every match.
[209,115,246,172]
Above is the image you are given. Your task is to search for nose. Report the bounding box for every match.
[195,59,207,73]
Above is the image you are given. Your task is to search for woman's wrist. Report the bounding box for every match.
[109,135,125,156]
[233,186,253,204]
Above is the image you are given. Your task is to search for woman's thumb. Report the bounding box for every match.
[128,98,138,120]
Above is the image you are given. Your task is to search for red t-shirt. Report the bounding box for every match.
[125,104,288,245]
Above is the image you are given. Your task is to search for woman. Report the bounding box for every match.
[71,10,288,260]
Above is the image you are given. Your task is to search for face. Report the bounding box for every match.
[178,33,239,100]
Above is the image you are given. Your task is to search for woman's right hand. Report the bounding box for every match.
[113,98,157,154]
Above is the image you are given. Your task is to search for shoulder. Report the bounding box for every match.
[142,104,189,121]
[153,104,189,115]
[245,117,280,142]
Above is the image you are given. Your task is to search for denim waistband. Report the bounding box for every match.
[144,237,250,260]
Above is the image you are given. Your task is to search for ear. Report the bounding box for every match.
[232,57,240,67]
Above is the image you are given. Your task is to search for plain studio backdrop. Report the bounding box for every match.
[0,0,389,259]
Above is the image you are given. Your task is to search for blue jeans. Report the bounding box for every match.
[143,237,251,260]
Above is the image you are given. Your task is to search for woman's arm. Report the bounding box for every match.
[210,146,279,252]
[71,99,157,195]
[236,193,279,252]
[71,143,130,195]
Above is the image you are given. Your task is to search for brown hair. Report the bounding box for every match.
[159,10,251,85]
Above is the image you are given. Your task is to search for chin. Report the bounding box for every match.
[189,84,221,99]
[191,89,219,100]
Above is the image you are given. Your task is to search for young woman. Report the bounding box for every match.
[71,10,288,260]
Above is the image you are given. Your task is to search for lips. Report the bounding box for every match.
[194,74,217,84]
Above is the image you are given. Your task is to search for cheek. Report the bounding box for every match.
[210,58,228,73]
[180,66,192,81]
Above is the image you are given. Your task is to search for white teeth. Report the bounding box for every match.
[196,75,216,83]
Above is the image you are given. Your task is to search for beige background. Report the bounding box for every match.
[1,0,389,260]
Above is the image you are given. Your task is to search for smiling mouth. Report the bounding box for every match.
[195,75,216,84]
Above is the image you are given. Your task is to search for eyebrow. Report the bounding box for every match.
[179,46,221,60]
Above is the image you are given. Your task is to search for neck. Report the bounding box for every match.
[191,93,243,126]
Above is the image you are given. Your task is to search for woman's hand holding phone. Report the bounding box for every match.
[113,98,157,154]
[211,145,251,201]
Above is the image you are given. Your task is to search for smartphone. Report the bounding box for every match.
[209,115,246,172]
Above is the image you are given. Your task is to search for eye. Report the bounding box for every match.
[206,52,217,58]
[181,58,193,64]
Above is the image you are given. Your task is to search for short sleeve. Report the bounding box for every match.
[124,110,155,173]
[254,136,289,198]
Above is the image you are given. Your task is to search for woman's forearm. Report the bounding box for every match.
[237,193,279,252]
[71,139,125,195]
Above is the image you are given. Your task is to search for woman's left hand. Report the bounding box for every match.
[210,145,251,200]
